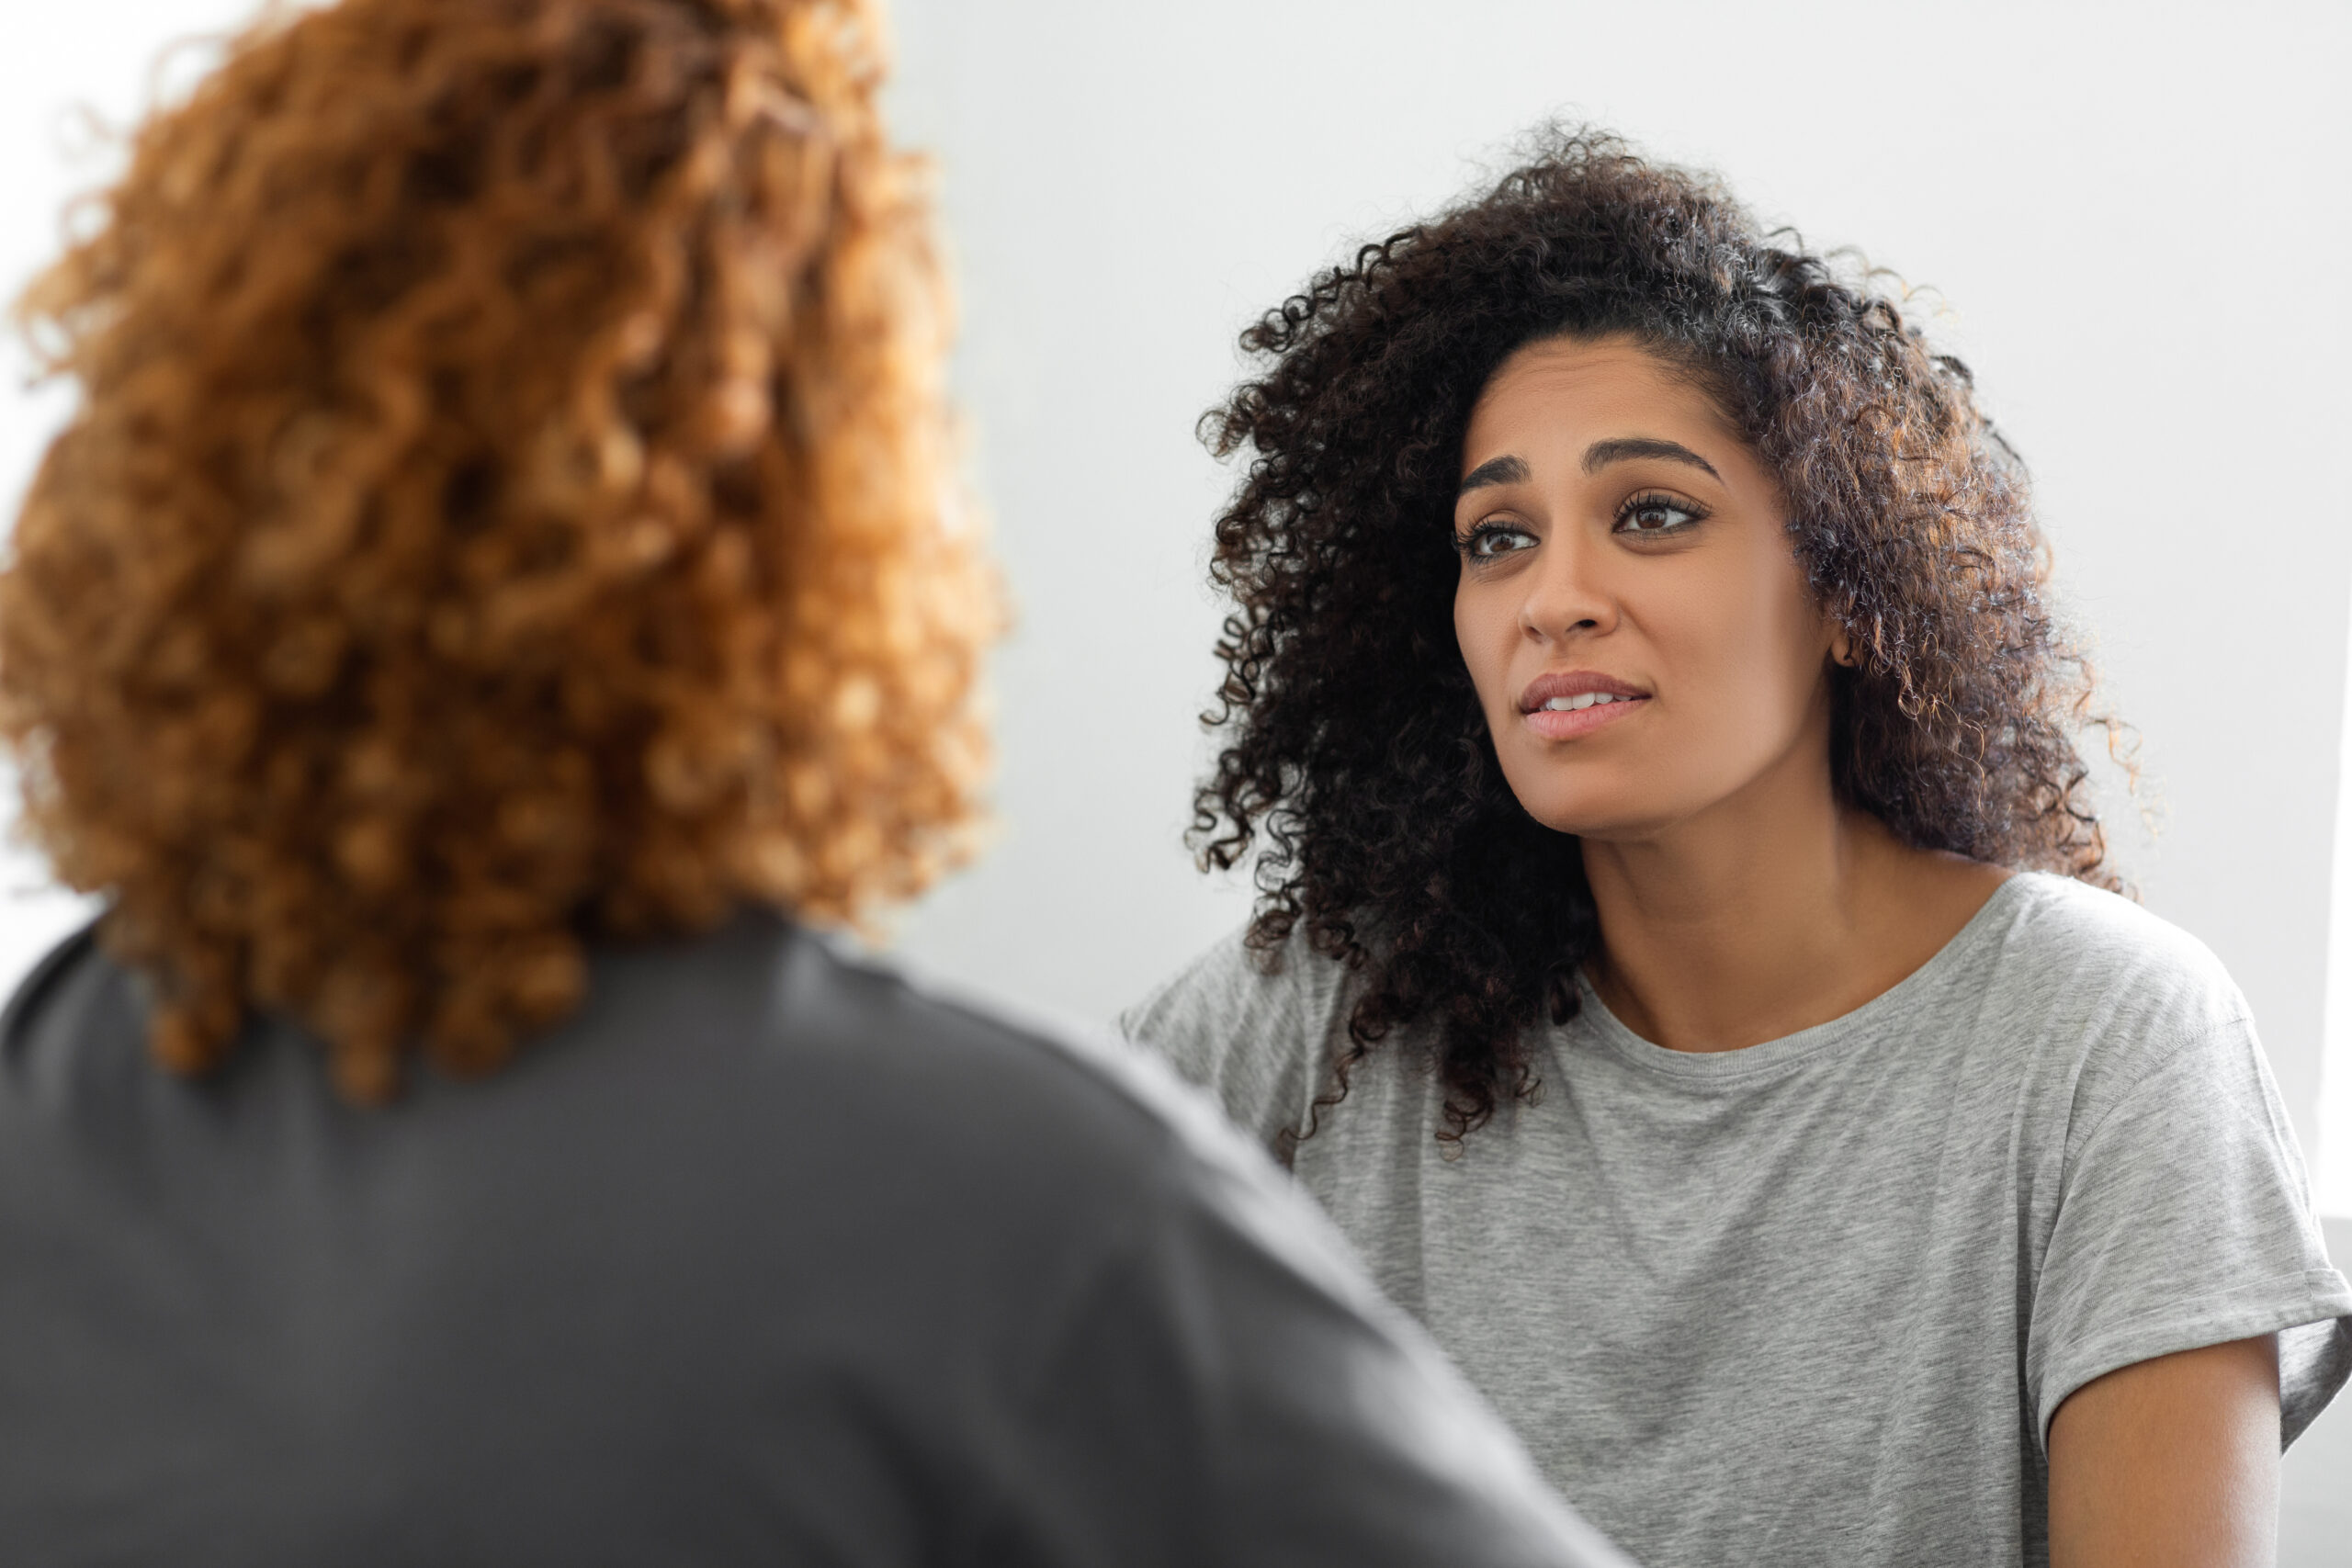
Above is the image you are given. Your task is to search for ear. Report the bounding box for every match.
[1828,626,1858,670]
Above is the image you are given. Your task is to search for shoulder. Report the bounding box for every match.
[1121,919,1355,1043]
[1959,873,2259,1131]
[595,914,1249,1208]
[653,922,1420,1358]
[0,919,161,1110]
[808,931,1255,1177]
[1978,886,2350,1448]
[1970,874,2246,1031]
[1118,919,1362,1154]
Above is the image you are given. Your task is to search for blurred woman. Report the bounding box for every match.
[1128,129,2351,1568]
[0,6,1633,1564]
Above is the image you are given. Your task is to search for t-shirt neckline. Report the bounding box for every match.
[1567,872,2037,1082]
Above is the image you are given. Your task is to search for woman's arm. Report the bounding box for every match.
[2046,1333,2279,1568]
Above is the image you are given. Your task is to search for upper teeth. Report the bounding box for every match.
[1543,693,1630,711]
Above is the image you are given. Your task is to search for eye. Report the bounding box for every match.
[1614,491,1708,536]
[1454,522,1536,560]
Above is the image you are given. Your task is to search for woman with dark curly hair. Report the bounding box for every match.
[1125,130,2351,1568]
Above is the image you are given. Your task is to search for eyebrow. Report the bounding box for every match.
[1456,455,1530,496]
[1582,436,1720,480]
[1455,437,1722,498]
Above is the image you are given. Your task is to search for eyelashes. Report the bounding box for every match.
[1614,491,1709,535]
[1452,522,1532,559]
[1451,491,1712,558]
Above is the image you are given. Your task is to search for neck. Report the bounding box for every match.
[1577,731,2000,1053]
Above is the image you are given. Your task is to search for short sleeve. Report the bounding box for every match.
[1118,928,1342,1157]
[2026,1015,2352,1449]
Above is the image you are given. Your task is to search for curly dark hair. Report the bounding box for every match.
[1194,128,2118,1146]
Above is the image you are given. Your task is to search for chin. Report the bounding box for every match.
[1534,815,1626,842]
[1504,784,1645,841]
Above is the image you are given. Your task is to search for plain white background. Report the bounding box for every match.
[1,2,2346,1553]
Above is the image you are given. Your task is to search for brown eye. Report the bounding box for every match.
[1615,493,1705,535]
[1455,524,1536,560]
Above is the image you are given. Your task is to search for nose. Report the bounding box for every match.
[1520,530,1616,645]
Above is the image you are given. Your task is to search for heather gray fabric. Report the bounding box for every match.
[0,911,1633,1568]
[1124,873,2352,1568]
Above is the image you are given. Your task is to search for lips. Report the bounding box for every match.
[1518,670,1649,713]
[1517,670,1649,741]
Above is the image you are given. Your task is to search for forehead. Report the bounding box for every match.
[1462,337,1737,467]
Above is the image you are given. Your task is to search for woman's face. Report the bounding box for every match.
[1452,335,1843,841]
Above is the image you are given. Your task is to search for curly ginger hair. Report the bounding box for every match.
[0,0,996,1099]
[1196,130,2120,1145]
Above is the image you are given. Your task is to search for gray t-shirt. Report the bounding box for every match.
[1123,873,2352,1568]
[0,911,1631,1568]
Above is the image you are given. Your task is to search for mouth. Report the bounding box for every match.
[1518,671,1650,740]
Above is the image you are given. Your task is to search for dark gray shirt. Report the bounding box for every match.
[0,912,1629,1568]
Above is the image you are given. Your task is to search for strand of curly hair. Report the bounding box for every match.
[1193,128,2122,1148]
[0,0,998,1100]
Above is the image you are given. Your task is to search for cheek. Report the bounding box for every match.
[1452,581,1516,716]
[1667,562,1825,733]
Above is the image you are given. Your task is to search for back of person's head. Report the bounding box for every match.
[0,0,995,1100]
